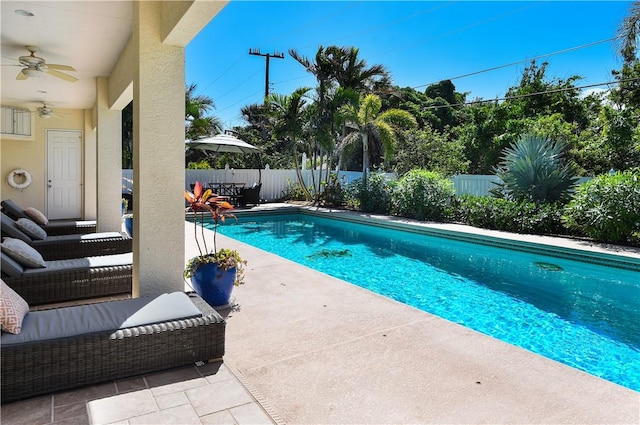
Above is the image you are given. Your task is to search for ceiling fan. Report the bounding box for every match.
[33,102,69,119]
[37,102,54,119]
[5,46,78,82]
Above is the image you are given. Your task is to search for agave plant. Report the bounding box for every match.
[494,134,578,203]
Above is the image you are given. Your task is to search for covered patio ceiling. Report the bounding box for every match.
[1,1,133,111]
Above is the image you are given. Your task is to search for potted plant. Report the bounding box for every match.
[122,213,134,237]
[121,198,133,237]
[184,181,245,307]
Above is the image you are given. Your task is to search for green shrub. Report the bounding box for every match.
[456,195,566,235]
[284,179,313,202]
[187,160,211,169]
[345,171,394,213]
[392,170,455,221]
[319,174,344,207]
[563,170,640,244]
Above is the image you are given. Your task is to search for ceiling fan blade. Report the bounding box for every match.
[16,69,27,80]
[45,68,78,83]
[47,63,76,72]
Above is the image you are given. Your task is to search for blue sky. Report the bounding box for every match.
[186,1,633,130]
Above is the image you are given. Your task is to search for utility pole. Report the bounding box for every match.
[248,48,285,100]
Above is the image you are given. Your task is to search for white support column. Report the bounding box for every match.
[83,109,97,220]
[132,1,185,297]
[95,77,123,232]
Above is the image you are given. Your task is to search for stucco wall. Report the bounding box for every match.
[1,109,84,212]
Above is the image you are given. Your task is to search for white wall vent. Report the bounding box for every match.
[1,105,33,137]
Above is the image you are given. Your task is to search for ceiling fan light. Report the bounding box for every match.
[23,68,39,78]
[40,112,51,119]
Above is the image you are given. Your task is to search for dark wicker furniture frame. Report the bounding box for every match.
[1,293,226,403]
[2,262,133,305]
[241,183,262,207]
[2,212,132,260]
[1,199,97,235]
[30,235,133,260]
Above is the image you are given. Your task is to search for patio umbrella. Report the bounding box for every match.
[185,134,260,154]
[185,133,262,183]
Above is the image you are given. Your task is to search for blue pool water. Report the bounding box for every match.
[205,213,640,391]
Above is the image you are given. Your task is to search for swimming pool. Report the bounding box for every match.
[203,211,640,391]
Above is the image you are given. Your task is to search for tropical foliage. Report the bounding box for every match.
[184,181,245,282]
[392,170,455,221]
[493,134,578,203]
[563,170,640,244]
[339,93,417,175]
[185,83,222,140]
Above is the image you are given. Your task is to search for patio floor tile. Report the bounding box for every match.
[127,404,200,425]
[199,409,239,424]
[54,383,118,406]
[52,416,93,425]
[146,366,208,397]
[229,402,275,424]
[0,395,51,425]
[114,377,147,394]
[53,401,89,422]
[86,390,157,424]
[154,391,190,410]
[185,379,253,417]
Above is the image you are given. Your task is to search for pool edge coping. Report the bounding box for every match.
[224,204,640,272]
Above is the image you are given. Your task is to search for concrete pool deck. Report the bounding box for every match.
[213,204,639,424]
[2,204,637,424]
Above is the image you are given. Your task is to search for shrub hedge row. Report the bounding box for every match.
[343,169,640,246]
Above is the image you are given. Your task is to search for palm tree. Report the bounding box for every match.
[618,1,640,62]
[268,87,313,198]
[289,46,391,173]
[322,46,390,93]
[339,93,416,176]
[185,83,222,140]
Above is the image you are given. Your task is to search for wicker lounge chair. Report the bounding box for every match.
[1,199,97,235]
[240,182,262,207]
[1,291,225,403]
[1,251,133,305]
[2,212,131,260]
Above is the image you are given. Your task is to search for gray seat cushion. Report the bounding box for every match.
[1,292,203,345]
[21,252,133,275]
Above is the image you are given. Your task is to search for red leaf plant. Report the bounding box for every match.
[184,181,244,282]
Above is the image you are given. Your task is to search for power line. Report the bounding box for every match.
[422,77,638,110]
[413,36,623,89]
[215,69,263,102]
[369,1,542,61]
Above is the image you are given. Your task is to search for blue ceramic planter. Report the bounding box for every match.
[190,262,236,307]
[123,216,133,237]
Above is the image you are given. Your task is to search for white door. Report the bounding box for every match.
[47,130,82,219]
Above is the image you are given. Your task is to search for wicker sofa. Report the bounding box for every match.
[1,251,133,305]
[1,199,97,235]
[1,212,131,260]
[1,291,226,403]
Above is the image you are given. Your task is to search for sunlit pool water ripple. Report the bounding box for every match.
[203,213,640,392]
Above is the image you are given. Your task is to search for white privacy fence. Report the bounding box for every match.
[122,169,378,202]
[121,170,592,200]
